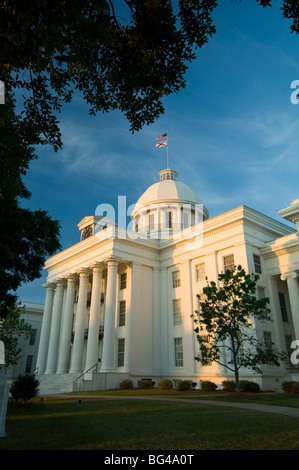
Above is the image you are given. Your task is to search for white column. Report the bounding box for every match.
[45,279,66,374]
[85,264,104,371]
[281,272,299,340]
[36,282,55,374]
[69,269,89,373]
[101,258,119,371]
[56,274,77,373]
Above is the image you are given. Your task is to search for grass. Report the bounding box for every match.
[1,390,299,450]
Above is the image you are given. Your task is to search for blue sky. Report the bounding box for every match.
[17,1,299,304]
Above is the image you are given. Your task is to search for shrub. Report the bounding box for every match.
[239,380,260,392]
[138,379,153,389]
[282,381,299,394]
[10,373,39,403]
[119,379,133,389]
[176,380,192,391]
[158,379,173,390]
[222,380,236,391]
[201,380,218,392]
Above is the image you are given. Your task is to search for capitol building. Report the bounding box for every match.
[36,167,299,393]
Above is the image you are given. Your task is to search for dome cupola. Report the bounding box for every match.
[130,169,208,237]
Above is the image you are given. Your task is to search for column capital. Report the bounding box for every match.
[91,262,105,273]
[55,278,66,288]
[65,273,78,284]
[42,282,55,290]
[77,268,90,279]
[105,256,120,268]
[281,272,298,281]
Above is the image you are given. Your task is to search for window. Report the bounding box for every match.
[120,272,127,290]
[174,338,183,367]
[183,212,190,229]
[223,254,235,272]
[173,299,182,326]
[25,355,33,373]
[119,300,126,327]
[196,263,205,282]
[263,331,273,350]
[149,213,155,230]
[118,339,125,367]
[86,291,91,307]
[166,211,172,228]
[253,254,262,274]
[279,293,288,322]
[29,329,37,346]
[172,270,181,288]
[257,286,268,318]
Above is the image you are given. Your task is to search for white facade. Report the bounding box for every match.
[36,169,299,393]
[7,302,44,380]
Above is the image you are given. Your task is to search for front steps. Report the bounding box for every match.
[38,373,79,395]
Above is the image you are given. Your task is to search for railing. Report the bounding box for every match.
[75,362,98,382]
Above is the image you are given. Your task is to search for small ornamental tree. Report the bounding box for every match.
[192,265,286,392]
[10,373,40,403]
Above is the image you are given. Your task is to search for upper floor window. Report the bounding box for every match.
[172,270,181,288]
[183,212,190,229]
[166,211,172,229]
[173,299,182,326]
[223,254,235,272]
[29,329,37,346]
[253,254,262,274]
[149,213,155,230]
[120,273,127,290]
[279,293,288,322]
[119,300,126,327]
[196,263,205,282]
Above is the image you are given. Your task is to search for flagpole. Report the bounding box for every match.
[167,131,169,168]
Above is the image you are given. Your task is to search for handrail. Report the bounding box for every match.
[75,362,98,381]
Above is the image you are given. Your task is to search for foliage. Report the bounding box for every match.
[0,304,31,367]
[200,380,217,392]
[192,265,287,392]
[282,381,299,394]
[0,94,61,317]
[138,379,153,389]
[222,380,236,391]
[239,380,260,392]
[119,379,133,389]
[10,373,40,403]
[176,380,192,391]
[0,0,218,145]
[1,1,299,146]
[158,379,173,390]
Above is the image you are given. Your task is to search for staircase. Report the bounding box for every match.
[38,373,79,395]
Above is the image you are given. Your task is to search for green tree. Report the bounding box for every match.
[0,304,32,368]
[0,94,61,317]
[192,265,286,392]
[0,0,218,148]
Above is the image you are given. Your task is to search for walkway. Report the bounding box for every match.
[49,393,299,419]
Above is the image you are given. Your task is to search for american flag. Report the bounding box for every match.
[156,133,167,148]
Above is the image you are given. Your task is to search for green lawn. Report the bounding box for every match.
[1,391,299,450]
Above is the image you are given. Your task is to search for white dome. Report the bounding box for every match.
[131,169,209,222]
